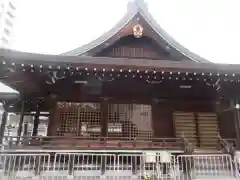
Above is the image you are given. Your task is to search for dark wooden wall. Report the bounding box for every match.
[152,101,216,138]
[152,102,173,137]
[218,111,236,138]
[217,100,236,139]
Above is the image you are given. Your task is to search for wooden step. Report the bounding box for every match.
[174,112,197,147]
[197,112,219,148]
[193,148,222,154]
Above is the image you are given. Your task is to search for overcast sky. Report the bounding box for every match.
[1,0,240,92]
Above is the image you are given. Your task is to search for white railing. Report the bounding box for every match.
[235,156,240,180]
[0,151,237,180]
[177,154,235,180]
[0,153,50,179]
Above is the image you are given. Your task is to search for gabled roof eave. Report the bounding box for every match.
[61,3,139,56]
[136,7,211,63]
[61,0,212,64]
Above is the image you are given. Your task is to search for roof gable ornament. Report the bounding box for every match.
[133,24,144,38]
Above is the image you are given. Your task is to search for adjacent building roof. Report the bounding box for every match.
[0,92,19,101]
[62,0,211,63]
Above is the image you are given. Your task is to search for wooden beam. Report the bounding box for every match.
[2,49,240,74]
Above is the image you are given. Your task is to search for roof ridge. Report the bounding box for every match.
[128,0,148,12]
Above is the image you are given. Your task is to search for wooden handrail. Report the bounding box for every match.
[3,136,185,150]
[4,136,182,141]
[218,134,235,157]
[180,135,194,154]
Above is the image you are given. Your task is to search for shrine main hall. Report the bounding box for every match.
[0,0,239,152]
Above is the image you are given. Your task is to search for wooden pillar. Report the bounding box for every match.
[47,103,59,136]
[23,122,28,136]
[0,110,8,145]
[46,94,58,136]
[32,110,40,136]
[17,100,25,137]
[235,108,240,149]
[100,98,108,138]
[229,99,240,150]
[151,98,160,139]
[194,113,200,147]
[232,98,240,149]
[100,97,108,175]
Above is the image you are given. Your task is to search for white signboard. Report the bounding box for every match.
[159,151,171,163]
[144,152,156,163]
[81,123,122,133]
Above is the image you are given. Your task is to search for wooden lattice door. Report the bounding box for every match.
[56,102,101,138]
[107,103,153,140]
[57,103,78,136]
